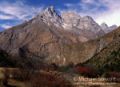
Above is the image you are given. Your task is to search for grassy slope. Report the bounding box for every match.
[84,27,120,73]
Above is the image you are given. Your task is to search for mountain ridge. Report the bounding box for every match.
[0,6,118,67]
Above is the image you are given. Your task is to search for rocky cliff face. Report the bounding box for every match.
[0,21,97,66]
[34,7,106,42]
[35,6,63,28]
[62,12,105,41]
[0,6,117,67]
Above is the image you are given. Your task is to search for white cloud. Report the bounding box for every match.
[64,0,120,26]
[1,0,120,28]
[96,8,120,26]
[95,0,120,26]
[0,1,44,21]
[0,1,44,29]
[81,0,95,4]
[0,14,15,20]
[64,0,105,16]
[0,24,12,29]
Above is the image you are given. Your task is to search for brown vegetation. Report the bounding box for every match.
[74,65,98,78]
[0,68,73,87]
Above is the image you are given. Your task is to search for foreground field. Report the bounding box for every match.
[0,68,73,87]
[0,68,120,87]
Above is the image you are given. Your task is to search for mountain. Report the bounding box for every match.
[0,21,97,67]
[83,26,120,73]
[36,7,105,42]
[62,12,105,41]
[36,6,63,28]
[0,6,117,67]
[109,25,118,31]
[101,23,117,33]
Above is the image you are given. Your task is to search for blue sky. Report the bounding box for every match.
[0,0,120,31]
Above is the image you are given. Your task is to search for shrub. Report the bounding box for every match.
[74,65,98,78]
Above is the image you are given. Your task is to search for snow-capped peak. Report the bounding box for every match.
[37,6,62,27]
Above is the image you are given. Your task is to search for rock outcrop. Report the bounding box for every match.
[62,12,105,41]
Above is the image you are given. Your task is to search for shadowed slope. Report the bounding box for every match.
[84,27,120,73]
